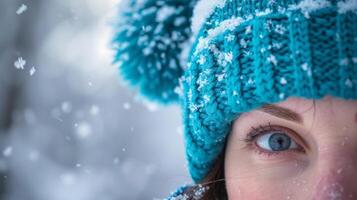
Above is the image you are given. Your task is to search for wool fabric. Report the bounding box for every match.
[113,0,357,183]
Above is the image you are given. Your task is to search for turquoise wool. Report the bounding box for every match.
[113,0,357,185]
[112,0,196,104]
[183,0,357,182]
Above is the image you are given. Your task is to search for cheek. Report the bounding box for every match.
[224,139,310,199]
[225,172,313,200]
[225,178,291,200]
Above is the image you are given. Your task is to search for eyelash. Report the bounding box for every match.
[243,122,305,157]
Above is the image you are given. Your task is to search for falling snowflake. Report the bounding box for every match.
[156,6,176,22]
[29,150,40,161]
[61,101,72,113]
[90,105,100,115]
[3,146,13,157]
[123,102,131,110]
[113,157,120,165]
[14,57,26,70]
[29,66,36,76]
[60,173,76,186]
[16,4,27,15]
[75,121,92,139]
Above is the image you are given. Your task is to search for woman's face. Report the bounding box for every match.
[225,96,357,200]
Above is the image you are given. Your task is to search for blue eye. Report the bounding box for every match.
[256,132,299,152]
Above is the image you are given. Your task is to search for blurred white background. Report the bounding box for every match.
[0,0,190,199]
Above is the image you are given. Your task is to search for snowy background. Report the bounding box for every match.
[0,0,190,199]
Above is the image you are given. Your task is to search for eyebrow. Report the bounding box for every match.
[258,104,303,124]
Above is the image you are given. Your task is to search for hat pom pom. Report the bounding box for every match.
[112,0,196,104]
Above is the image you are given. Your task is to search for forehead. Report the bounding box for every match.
[274,97,315,115]
[274,96,357,123]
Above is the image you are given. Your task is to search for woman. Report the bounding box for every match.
[113,0,357,199]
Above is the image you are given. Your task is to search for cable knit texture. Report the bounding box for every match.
[113,0,357,185]
[183,0,357,182]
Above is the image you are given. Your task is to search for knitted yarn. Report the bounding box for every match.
[183,0,357,182]
[112,0,197,104]
[113,0,357,183]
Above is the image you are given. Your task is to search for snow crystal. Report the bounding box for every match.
[207,17,245,41]
[245,25,252,34]
[289,0,332,18]
[197,76,208,91]
[272,42,283,49]
[247,77,254,85]
[195,17,244,54]
[260,47,267,53]
[197,55,206,65]
[16,4,27,15]
[29,66,36,76]
[301,63,309,71]
[225,34,235,42]
[267,54,278,66]
[191,0,227,38]
[279,93,285,99]
[275,24,287,34]
[189,103,200,112]
[3,146,13,157]
[255,8,272,16]
[217,51,233,66]
[240,38,248,48]
[216,73,225,82]
[14,57,26,70]
[75,121,92,139]
[280,77,287,85]
[203,95,210,104]
[156,6,176,22]
[337,0,357,14]
[193,184,209,199]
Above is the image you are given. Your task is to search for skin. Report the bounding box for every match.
[225,96,357,200]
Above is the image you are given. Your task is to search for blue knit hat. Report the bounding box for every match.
[113,0,357,183]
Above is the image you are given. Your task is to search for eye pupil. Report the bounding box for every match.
[268,133,291,151]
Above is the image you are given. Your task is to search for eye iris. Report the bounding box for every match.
[268,133,291,151]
